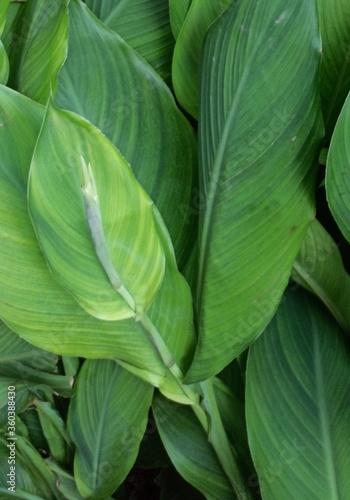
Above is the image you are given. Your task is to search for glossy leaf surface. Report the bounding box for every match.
[246,288,350,499]
[187,0,323,382]
[68,360,153,498]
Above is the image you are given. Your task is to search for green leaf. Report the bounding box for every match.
[153,393,235,500]
[13,0,69,103]
[55,0,197,268]
[246,288,350,499]
[292,219,350,333]
[326,92,350,243]
[172,0,232,119]
[0,85,195,396]
[0,0,10,33]
[169,0,192,39]
[316,0,350,140]
[186,0,323,382]
[47,460,86,500]
[68,359,153,499]
[29,102,166,321]
[34,401,71,465]
[84,0,174,83]
[0,41,9,84]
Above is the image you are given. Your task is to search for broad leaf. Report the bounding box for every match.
[84,0,174,82]
[246,288,350,499]
[317,0,350,140]
[169,0,192,39]
[153,393,235,500]
[0,85,194,401]
[13,0,69,103]
[29,102,166,321]
[55,0,197,268]
[172,0,232,119]
[292,219,350,333]
[326,92,350,243]
[187,0,323,382]
[68,359,153,499]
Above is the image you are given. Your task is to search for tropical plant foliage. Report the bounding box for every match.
[0,0,349,498]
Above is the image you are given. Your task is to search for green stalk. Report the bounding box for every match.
[200,378,253,499]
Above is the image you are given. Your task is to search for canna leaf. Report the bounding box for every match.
[68,359,153,499]
[246,288,350,499]
[316,0,350,141]
[55,0,197,268]
[12,0,69,104]
[292,219,350,333]
[83,0,175,83]
[0,0,10,84]
[29,102,166,321]
[186,0,323,382]
[172,0,232,119]
[0,85,194,400]
[326,92,350,244]
[169,0,192,39]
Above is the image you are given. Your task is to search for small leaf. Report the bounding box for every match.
[246,288,350,499]
[326,92,350,244]
[292,219,350,333]
[68,359,153,499]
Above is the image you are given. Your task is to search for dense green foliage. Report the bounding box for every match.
[0,0,349,498]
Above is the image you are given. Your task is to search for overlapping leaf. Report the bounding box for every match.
[246,288,350,498]
[54,0,196,268]
[326,93,350,244]
[172,0,232,119]
[12,0,69,104]
[316,0,350,140]
[68,360,153,499]
[29,103,166,321]
[186,0,324,382]
[153,393,235,500]
[84,0,174,82]
[0,0,10,84]
[0,85,195,400]
[292,219,350,333]
[169,0,192,39]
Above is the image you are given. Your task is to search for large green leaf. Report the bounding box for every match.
[84,0,174,82]
[68,359,153,499]
[246,288,350,499]
[292,219,350,333]
[0,85,194,401]
[326,93,350,243]
[186,0,323,382]
[29,103,166,321]
[12,0,69,104]
[172,0,232,119]
[316,0,350,140]
[0,0,10,84]
[169,0,192,39]
[153,393,235,500]
[55,0,196,268]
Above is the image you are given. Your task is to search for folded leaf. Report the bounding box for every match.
[187,0,323,382]
[29,102,166,321]
[68,359,153,499]
[292,219,350,333]
[13,0,69,103]
[172,0,232,119]
[169,0,192,39]
[84,0,174,82]
[326,92,350,244]
[55,0,197,268]
[246,288,350,499]
[316,0,350,140]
